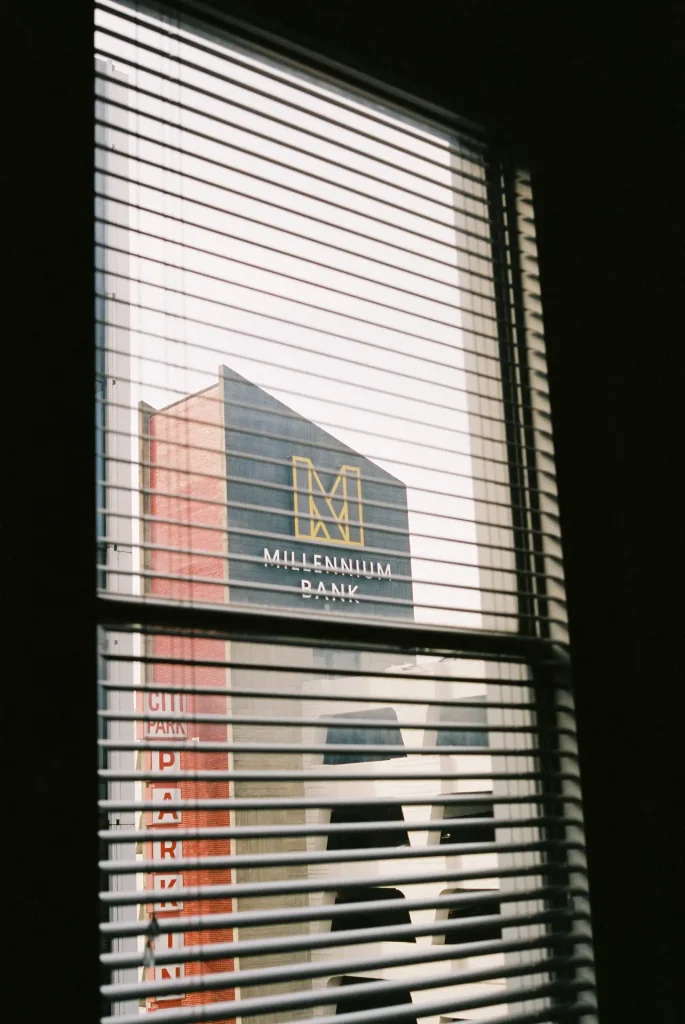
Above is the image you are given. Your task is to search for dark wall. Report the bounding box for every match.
[5,2,681,1021]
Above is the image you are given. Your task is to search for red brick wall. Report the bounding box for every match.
[142,384,235,1020]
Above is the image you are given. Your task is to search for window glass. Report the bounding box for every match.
[335,977,417,1023]
[444,891,503,946]
[331,888,415,940]
[327,803,410,849]
[440,803,497,846]
[313,647,362,677]
[436,704,489,748]
[95,4,566,1023]
[94,0,522,633]
[323,707,407,764]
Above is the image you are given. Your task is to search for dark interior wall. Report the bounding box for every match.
[5,2,682,1021]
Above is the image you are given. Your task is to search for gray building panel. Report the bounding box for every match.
[221,365,414,618]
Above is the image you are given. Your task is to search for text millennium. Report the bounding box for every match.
[263,548,393,603]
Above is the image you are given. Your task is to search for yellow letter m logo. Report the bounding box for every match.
[292,456,364,546]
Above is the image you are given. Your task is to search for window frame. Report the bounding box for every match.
[13,3,679,1024]
[92,11,583,1022]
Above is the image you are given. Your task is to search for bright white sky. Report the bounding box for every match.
[95,1,502,630]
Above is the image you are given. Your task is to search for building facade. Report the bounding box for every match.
[129,367,504,1023]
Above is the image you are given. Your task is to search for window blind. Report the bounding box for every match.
[95,2,596,1022]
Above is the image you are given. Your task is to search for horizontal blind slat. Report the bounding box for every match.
[95,6,591,1022]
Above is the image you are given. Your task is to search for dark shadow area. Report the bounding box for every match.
[440,804,496,847]
[327,802,410,850]
[442,891,502,946]
[334,976,417,1023]
[332,887,416,941]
